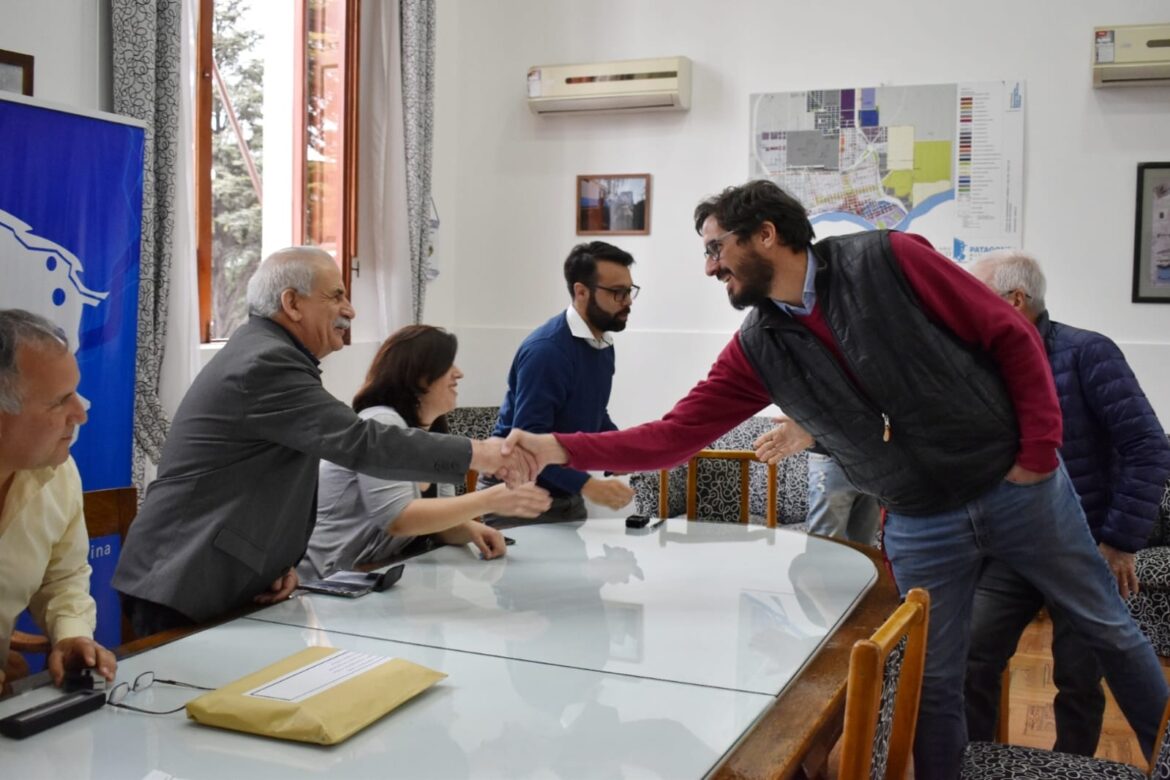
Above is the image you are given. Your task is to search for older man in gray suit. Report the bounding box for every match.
[114,247,540,635]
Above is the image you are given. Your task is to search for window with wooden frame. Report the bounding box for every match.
[196,0,360,342]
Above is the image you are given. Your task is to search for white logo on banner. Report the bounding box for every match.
[0,207,108,353]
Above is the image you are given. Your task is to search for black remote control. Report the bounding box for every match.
[0,689,106,739]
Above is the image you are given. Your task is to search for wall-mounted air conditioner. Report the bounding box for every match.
[1093,24,1170,87]
[526,56,691,115]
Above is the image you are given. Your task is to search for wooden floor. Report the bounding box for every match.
[999,610,1170,768]
[827,611,1170,777]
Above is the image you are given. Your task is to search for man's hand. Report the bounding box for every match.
[470,436,539,488]
[47,636,117,686]
[581,477,635,510]
[1003,464,1055,485]
[484,482,552,518]
[500,430,569,476]
[1099,543,1139,599]
[753,415,814,465]
[254,567,299,605]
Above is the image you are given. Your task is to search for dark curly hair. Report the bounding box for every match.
[693,179,815,251]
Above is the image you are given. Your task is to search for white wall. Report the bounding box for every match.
[1,0,108,112]
[10,0,1170,428]
[430,0,1170,428]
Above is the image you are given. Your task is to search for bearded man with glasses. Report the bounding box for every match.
[482,242,639,525]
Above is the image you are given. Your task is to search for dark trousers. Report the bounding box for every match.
[476,476,587,529]
[965,558,1106,756]
[122,594,197,640]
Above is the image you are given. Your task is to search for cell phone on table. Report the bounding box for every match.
[625,514,650,529]
[503,536,516,546]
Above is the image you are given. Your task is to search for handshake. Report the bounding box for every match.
[468,429,568,488]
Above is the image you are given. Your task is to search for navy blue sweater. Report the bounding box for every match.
[1039,312,1170,552]
[492,311,617,496]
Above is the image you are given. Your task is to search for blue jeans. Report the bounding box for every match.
[883,467,1167,780]
[806,453,881,545]
[965,560,1105,755]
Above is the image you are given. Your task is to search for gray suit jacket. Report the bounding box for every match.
[113,316,471,622]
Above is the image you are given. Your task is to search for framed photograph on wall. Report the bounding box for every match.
[1133,162,1170,303]
[577,173,650,236]
[0,49,34,97]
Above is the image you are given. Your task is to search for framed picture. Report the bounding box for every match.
[0,49,34,97]
[1133,162,1170,303]
[577,173,650,236]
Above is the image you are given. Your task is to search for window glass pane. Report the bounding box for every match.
[304,0,344,254]
[210,0,265,339]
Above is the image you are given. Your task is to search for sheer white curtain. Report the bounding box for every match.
[144,0,200,487]
[358,0,415,335]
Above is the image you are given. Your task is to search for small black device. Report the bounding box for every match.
[503,536,516,546]
[0,689,106,739]
[625,514,650,529]
[300,564,404,597]
[62,668,96,693]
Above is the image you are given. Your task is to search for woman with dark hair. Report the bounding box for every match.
[302,325,550,577]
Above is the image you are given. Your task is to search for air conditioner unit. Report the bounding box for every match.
[527,56,691,115]
[1093,24,1170,87]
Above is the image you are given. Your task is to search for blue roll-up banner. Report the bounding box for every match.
[1,94,145,658]
[0,94,144,491]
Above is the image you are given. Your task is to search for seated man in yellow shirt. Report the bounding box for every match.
[0,309,116,689]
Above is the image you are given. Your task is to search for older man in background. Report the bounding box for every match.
[114,247,536,635]
[0,309,116,689]
[965,249,1170,755]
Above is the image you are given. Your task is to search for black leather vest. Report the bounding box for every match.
[738,231,1018,515]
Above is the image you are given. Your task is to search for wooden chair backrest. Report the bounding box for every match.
[657,449,778,527]
[83,487,138,541]
[838,587,930,780]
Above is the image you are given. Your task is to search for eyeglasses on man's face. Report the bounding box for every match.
[703,230,737,263]
[590,284,641,304]
[106,670,214,715]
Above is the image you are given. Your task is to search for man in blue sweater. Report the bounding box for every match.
[965,249,1170,755]
[483,242,638,524]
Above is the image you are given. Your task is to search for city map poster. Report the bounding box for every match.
[750,81,1024,263]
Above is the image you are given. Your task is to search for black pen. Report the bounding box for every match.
[648,518,666,531]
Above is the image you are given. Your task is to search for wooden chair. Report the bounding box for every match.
[838,587,930,780]
[656,449,780,527]
[961,695,1170,778]
[8,487,138,673]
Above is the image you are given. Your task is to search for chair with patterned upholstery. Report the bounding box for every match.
[1127,454,1170,656]
[629,417,810,528]
[838,587,929,780]
[960,697,1170,779]
[444,406,501,495]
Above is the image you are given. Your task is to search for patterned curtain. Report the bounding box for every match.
[111,0,182,493]
[400,0,437,323]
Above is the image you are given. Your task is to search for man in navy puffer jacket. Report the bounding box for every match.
[964,249,1170,755]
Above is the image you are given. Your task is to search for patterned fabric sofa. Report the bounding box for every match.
[445,406,501,495]
[1126,449,1170,656]
[629,417,810,527]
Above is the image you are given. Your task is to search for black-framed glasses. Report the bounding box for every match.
[590,284,641,303]
[703,230,736,262]
[106,671,214,715]
[999,289,1033,301]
